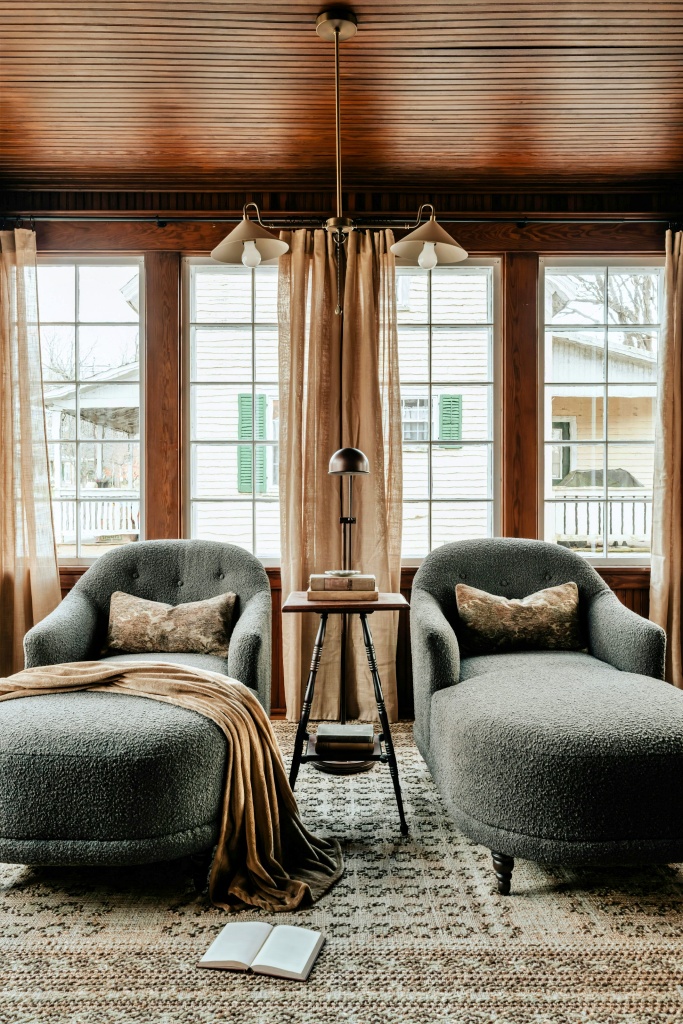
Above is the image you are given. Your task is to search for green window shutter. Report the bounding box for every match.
[439,394,462,445]
[255,394,267,493]
[237,394,268,494]
[237,394,253,493]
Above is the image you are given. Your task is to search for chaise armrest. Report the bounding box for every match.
[588,590,666,679]
[228,590,272,711]
[410,589,461,752]
[23,589,99,668]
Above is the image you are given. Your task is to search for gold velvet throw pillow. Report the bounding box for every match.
[454,581,582,655]
[106,590,237,658]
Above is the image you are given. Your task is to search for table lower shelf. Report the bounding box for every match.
[302,733,384,763]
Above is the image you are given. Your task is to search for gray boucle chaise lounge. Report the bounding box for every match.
[0,540,270,874]
[410,538,683,894]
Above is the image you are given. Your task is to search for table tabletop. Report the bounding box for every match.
[282,591,409,614]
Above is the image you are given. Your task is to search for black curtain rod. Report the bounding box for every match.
[0,214,675,228]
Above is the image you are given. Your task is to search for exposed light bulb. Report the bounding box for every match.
[242,240,262,268]
[417,241,438,270]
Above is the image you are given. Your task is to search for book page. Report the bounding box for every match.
[198,922,273,971]
[251,925,324,981]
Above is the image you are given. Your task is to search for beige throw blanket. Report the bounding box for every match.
[0,661,344,912]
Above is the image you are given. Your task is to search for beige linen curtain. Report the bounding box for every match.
[650,229,683,685]
[279,229,402,721]
[0,229,60,674]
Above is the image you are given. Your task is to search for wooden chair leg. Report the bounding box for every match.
[491,851,514,895]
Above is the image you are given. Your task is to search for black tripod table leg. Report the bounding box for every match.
[289,612,328,790]
[359,612,409,835]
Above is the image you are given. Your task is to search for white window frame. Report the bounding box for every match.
[37,254,146,565]
[181,256,280,566]
[400,257,502,566]
[538,255,664,566]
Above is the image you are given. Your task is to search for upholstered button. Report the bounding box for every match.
[217,572,225,580]
[132,572,139,580]
[176,581,184,587]
[459,571,466,579]
[544,573,552,583]
[500,579,509,587]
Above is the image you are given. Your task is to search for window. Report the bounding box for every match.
[185,260,280,559]
[541,258,663,560]
[397,261,499,558]
[37,258,143,559]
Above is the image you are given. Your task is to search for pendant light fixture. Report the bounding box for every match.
[211,201,289,266]
[390,204,468,268]
[316,4,357,313]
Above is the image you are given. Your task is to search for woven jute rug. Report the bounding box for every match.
[2,723,683,1024]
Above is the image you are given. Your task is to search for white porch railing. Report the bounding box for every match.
[551,489,651,551]
[56,491,140,542]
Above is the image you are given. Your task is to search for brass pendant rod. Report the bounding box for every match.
[334,24,342,222]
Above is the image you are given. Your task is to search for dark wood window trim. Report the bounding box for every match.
[43,214,664,717]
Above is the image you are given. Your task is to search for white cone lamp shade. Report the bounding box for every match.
[391,215,468,268]
[210,213,289,266]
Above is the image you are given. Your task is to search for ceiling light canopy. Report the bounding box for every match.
[210,202,289,266]
[391,204,468,268]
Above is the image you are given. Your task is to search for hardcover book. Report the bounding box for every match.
[316,723,374,744]
[199,922,324,981]
[306,589,379,602]
[309,574,377,592]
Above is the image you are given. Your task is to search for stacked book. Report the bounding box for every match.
[314,723,375,759]
[307,573,378,601]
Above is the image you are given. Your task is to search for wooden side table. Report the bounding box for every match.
[282,591,409,835]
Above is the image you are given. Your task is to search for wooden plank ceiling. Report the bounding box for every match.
[1,1,682,192]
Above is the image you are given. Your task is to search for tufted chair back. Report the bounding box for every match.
[74,539,269,641]
[412,538,609,640]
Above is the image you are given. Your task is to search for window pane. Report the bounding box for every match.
[44,385,76,439]
[191,384,244,440]
[545,500,604,556]
[606,386,656,442]
[80,501,140,556]
[37,265,75,322]
[607,500,652,554]
[193,444,240,500]
[79,326,139,380]
[396,269,428,323]
[255,327,278,381]
[255,501,281,558]
[432,445,490,500]
[192,501,253,550]
[79,266,139,323]
[191,326,252,382]
[545,329,604,384]
[254,268,278,323]
[545,269,606,325]
[607,443,654,494]
[434,385,491,442]
[432,268,491,324]
[192,267,252,323]
[402,445,429,499]
[608,330,658,384]
[41,326,75,382]
[79,383,140,439]
[398,327,429,382]
[402,502,429,557]
[47,442,77,493]
[608,270,660,325]
[545,385,604,442]
[52,501,77,557]
[432,327,491,382]
[432,502,491,546]
[545,442,604,498]
[79,442,140,491]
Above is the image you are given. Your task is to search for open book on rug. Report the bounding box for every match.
[198,922,324,981]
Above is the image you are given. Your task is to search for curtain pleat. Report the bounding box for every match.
[0,229,61,674]
[650,229,683,685]
[278,229,402,721]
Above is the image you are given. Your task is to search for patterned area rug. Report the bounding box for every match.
[2,723,683,1024]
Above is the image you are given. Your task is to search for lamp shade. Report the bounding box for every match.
[211,213,289,266]
[390,216,468,267]
[328,447,370,475]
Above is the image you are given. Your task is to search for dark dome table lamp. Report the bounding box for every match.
[328,446,370,573]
